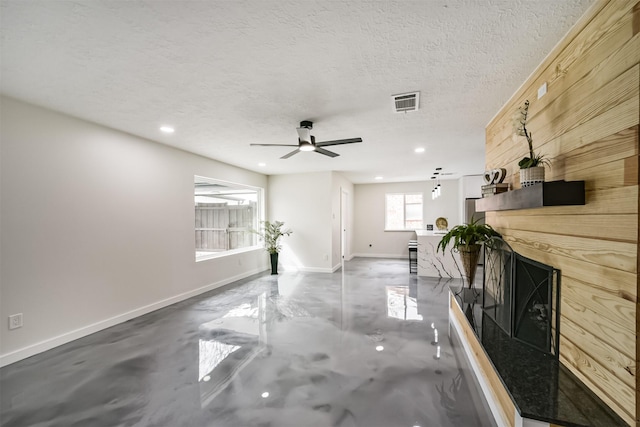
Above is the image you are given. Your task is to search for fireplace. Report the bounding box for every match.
[482,237,560,356]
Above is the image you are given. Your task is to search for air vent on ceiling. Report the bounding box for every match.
[392,91,420,113]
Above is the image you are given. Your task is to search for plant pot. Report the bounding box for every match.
[458,245,481,288]
[270,252,279,275]
[520,166,545,188]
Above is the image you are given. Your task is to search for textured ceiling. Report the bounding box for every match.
[0,0,594,183]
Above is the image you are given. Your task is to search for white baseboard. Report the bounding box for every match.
[351,253,406,259]
[515,413,549,427]
[0,267,266,368]
[296,266,335,273]
[293,261,345,273]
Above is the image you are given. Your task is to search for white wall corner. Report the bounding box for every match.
[351,253,406,259]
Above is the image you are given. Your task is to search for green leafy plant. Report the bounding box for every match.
[252,220,292,254]
[515,100,550,169]
[436,216,501,254]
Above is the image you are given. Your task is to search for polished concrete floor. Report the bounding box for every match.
[0,258,495,427]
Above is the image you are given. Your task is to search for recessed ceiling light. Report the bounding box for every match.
[376,345,384,352]
[375,176,383,180]
[414,147,425,153]
[160,126,175,134]
[261,392,269,398]
[258,162,266,167]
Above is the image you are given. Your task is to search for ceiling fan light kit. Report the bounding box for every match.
[250,121,362,159]
[299,140,315,152]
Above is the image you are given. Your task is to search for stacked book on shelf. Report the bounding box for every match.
[481,183,509,197]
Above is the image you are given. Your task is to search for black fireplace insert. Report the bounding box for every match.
[482,237,560,356]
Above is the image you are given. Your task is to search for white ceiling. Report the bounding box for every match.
[0,0,594,183]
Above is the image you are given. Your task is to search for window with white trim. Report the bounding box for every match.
[385,193,423,230]
[195,176,263,261]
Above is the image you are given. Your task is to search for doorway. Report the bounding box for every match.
[341,188,348,260]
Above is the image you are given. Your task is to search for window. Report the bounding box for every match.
[195,176,263,261]
[385,193,423,230]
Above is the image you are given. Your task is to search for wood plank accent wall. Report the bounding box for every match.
[484,1,639,425]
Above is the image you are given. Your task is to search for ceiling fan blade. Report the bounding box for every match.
[315,138,363,147]
[280,149,300,159]
[250,143,299,147]
[315,147,339,158]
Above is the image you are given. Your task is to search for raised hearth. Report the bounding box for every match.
[449,288,625,427]
[448,238,626,427]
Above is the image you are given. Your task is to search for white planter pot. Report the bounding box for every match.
[520,166,545,187]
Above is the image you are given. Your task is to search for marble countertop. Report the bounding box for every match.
[450,285,627,427]
[415,232,461,278]
[414,229,448,237]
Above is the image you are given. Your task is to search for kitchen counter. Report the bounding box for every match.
[414,230,461,278]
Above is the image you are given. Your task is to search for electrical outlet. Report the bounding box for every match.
[9,313,23,330]
[537,82,547,99]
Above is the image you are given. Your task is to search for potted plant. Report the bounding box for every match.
[515,100,550,187]
[437,217,500,288]
[253,220,292,274]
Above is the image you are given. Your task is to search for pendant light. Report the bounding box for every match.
[431,176,438,200]
[430,168,443,199]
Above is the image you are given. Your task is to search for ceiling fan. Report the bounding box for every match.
[250,121,363,159]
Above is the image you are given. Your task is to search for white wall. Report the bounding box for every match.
[0,97,269,366]
[267,172,333,272]
[353,180,460,257]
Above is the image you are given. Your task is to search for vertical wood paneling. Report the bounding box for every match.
[484,1,639,424]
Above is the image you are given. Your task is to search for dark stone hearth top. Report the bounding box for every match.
[450,286,627,427]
